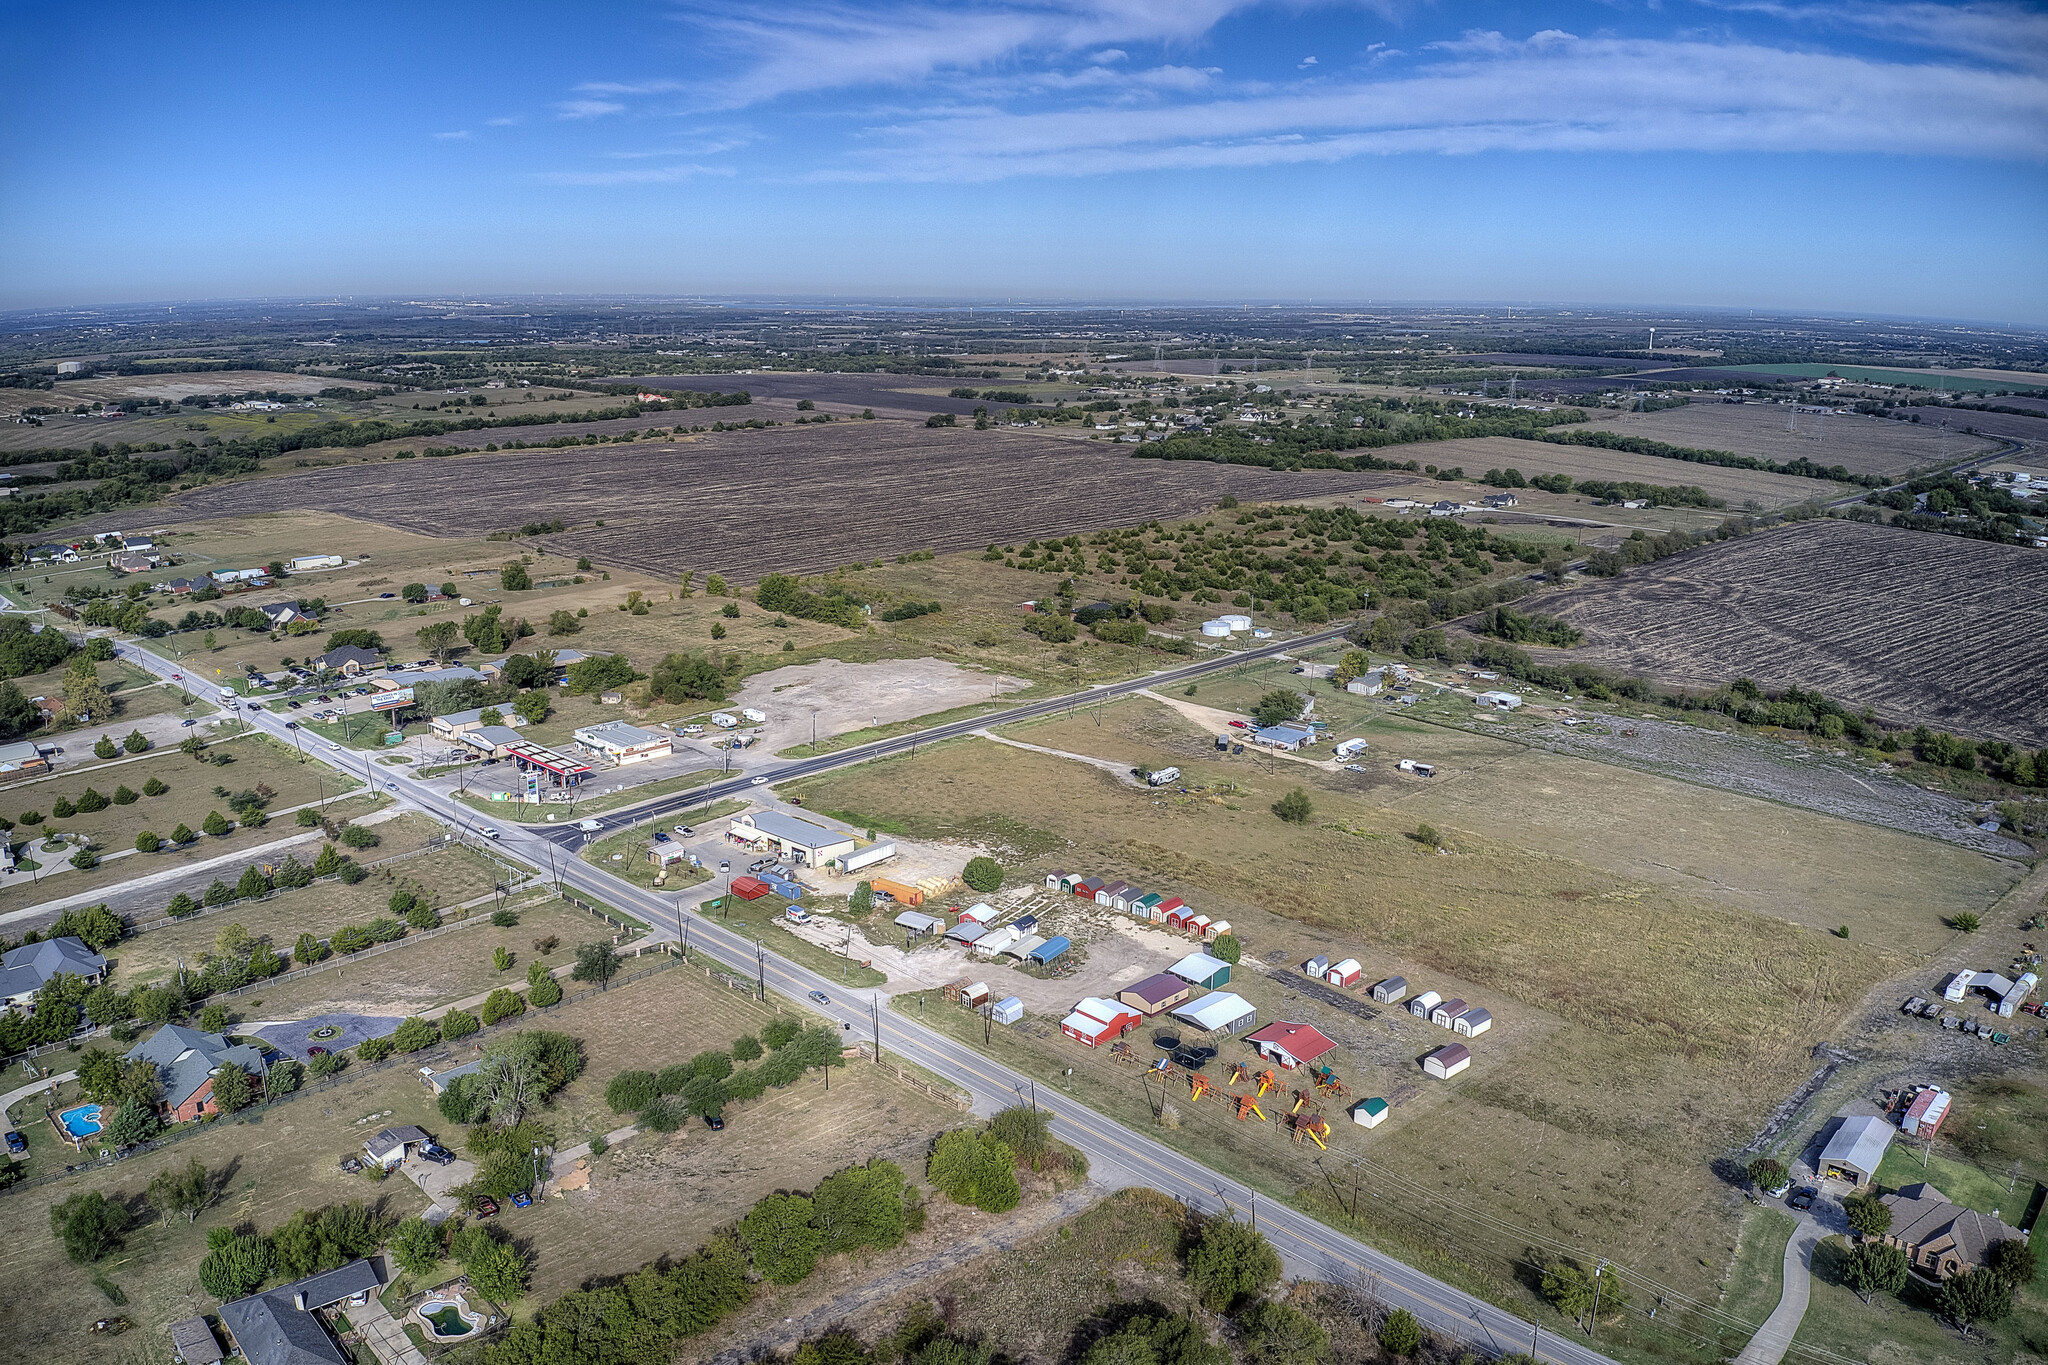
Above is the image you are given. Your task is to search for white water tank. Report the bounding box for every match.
[1220,614,1252,632]
[1201,620,1232,638]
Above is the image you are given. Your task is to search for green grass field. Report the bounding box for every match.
[1724,363,2046,395]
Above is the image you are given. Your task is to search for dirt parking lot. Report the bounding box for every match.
[732,658,1027,752]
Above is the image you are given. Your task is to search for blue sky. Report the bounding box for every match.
[4,1,2045,321]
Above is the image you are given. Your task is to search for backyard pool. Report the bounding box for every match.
[57,1104,103,1140]
[416,1295,486,1340]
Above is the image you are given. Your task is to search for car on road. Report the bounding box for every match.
[384,781,397,790]
[702,1114,725,1131]
[247,702,264,711]
[673,824,693,836]
[576,818,603,831]
[479,827,500,839]
[750,776,767,785]
[808,990,830,1005]
[6,1130,27,1154]
[378,592,396,599]
[473,1197,498,1218]
[170,673,180,680]
[284,721,298,729]
[511,1191,533,1208]
[325,741,341,751]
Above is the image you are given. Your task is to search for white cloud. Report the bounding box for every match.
[555,98,626,120]
[818,32,2048,180]
[1692,1,2048,67]
[1298,55,1317,67]
[485,116,521,127]
[1090,48,1128,63]
[433,130,472,140]
[539,163,738,185]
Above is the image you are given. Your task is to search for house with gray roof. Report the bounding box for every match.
[1880,1182,2023,1280]
[126,1025,268,1123]
[316,644,381,675]
[219,1259,381,1365]
[169,1315,225,1365]
[0,935,106,1010]
[364,1124,431,1169]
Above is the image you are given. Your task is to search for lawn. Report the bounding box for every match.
[469,767,727,824]
[578,825,714,892]
[108,843,508,989]
[0,736,367,915]
[1874,1143,2041,1224]
[1718,1207,1795,1338]
[1796,1234,2048,1365]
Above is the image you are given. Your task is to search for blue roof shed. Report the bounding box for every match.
[1027,935,1071,964]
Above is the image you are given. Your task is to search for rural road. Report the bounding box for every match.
[103,633,1622,1365]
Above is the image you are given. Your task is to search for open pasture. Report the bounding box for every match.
[1533,518,2048,745]
[1573,400,1996,477]
[161,422,1414,580]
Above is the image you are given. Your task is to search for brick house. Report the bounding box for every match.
[126,1025,268,1122]
[1879,1182,2023,1280]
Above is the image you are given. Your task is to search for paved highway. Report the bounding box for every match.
[106,636,1621,1365]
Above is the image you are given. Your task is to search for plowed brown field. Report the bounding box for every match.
[164,422,1415,579]
[1531,518,2048,744]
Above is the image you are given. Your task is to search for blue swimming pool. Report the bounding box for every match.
[58,1104,103,1139]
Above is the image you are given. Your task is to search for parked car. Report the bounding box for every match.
[1788,1187,1817,1210]
[180,719,196,727]
[1761,1174,1791,1199]
[306,1046,328,1057]
[702,1114,725,1131]
[511,1191,533,1208]
[378,592,396,599]
[287,700,302,709]
[473,1197,499,1218]
[674,824,693,836]
[808,990,830,1005]
[421,1144,455,1165]
[5,1130,26,1154]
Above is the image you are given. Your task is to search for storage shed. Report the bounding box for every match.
[1370,977,1409,1004]
[1152,897,1185,924]
[894,910,944,939]
[958,902,998,924]
[1029,936,1072,964]
[1075,876,1105,898]
[1352,1097,1389,1129]
[1431,999,1470,1029]
[1169,951,1232,990]
[1134,893,1163,918]
[1045,870,1068,889]
[1119,972,1193,1015]
[1205,919,1231,940]
[1061,996,1140,1045]
[1902,1087,1951,1138]
[991,996,1025,1026]
[1817,1115,1893,1185]
[1188,914,1212,938]
[1094,880,1129,907]
[1170,991,1257,1035]
[1452,1007,1492,1037]
[1408,990,1443,1018]
[945,921,987,945]
[1325,958,1363,988]
[730,876,771,900]
[1302,954,1331,978]
[1004,934,1047,960]
[1165,904,1195,931]
[1423,1044,1471,1079]
[1246,1021,1339,1070]
[975,926,1023,957]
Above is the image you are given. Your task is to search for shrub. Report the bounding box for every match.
[732,1034,763,1062]
[926,1130,1019,1213]
[607,1070,658,1113]
[961,856,1003,893]
[741,1192,823,1284]
[199,1231,274,1299]
[297,808,320,827]
[491,908,519,928]
[480,987,526,1026]
[53,796,76,818]
[339,824,378,849]
[170,822,193,844]
[356,1035,393,1063]
[133,831,160,853]
[1271,788,1313,823]
[202,810,230,837]
[391,1017,439,1052]
[94,736,118,760]
[1377,1308,1422,1357]
[309,1051,349,1078]
[1238,1300,1328,1364]
[166,892,198,919]
[440,1008,479,1041]
[1187,1217,1281,1312]
[112,785,137,805]
[528,973,562,1008]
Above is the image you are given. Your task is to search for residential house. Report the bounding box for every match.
[0,936,107,1011]
[125,1025,268,1122]
[218,1259,382,1365]
[364,1124,432,1170]
[256,602,302,629]
[316,644,381,675]
[1481,492,1519,509]
[1879,1183,2023,1281]
[418,1059,484,1096]
[111,551,162,574]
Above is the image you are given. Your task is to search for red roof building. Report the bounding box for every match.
[1245,1021,1338,1069]
[730,876,771,900]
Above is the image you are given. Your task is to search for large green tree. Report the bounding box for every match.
[1186,1217,1281,1313]
[740,1192,823,1284]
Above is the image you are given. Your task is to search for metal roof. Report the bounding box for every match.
[1169,951,1230,983]
[1170,992,1256,1031]
[735,809,857,852]
[1028,935,1071,962]
[1819,1115,1894,1177]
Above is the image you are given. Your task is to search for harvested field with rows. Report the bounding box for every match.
[1393,433,1833,507]
[1892,404,2048,445]
[1530,518,2048,745]
[1572,401,1997,477]
[163,422,1415,579]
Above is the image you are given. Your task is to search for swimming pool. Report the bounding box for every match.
[57,1104,103,1139]
[416,1295,484,1340]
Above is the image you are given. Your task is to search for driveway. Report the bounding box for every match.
[255,1013,403,1062]
[404,1152,478,1215]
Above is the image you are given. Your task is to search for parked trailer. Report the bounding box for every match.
[1147,767,1181,786]
[840,842,898,874]
[740,708,767,724]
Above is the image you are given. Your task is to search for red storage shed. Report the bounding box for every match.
[730,876,771,900]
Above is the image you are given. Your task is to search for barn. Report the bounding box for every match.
[1325,958,1363,988]
[1061,996,1141,1046]
[1818,1115,1894,1185]
[1246,1021,1338,1070]
[729,876,771,900]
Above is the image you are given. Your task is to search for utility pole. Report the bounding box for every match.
[1588,1260,1606,1337]
[871,995,880,1063]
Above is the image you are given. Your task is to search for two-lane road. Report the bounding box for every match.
[104,635,1621,1365]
